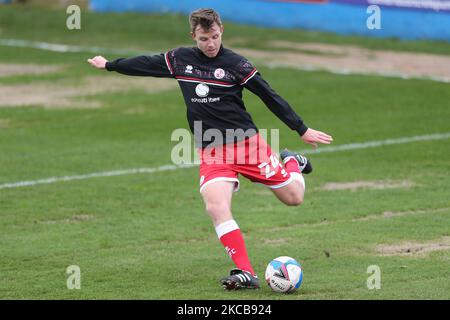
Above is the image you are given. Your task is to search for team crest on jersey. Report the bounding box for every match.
[185,65,193,74]
[214,68,225,79]
[195,83,209,97]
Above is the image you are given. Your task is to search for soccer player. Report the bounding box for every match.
[88,8,333,290]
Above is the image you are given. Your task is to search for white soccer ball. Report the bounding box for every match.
[265,256,303,293]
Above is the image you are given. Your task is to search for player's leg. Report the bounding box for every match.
[201,180,234,226]
[270,178,305,206]
[235,133,311,207]
[200,181,260,289]
[270,150,311,206]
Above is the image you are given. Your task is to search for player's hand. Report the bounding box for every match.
[87,56,108,69]
[301,128,333,148]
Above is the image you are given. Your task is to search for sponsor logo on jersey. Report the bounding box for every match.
[191,97,221,103]
[195,83,209,97]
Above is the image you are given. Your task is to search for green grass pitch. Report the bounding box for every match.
[0,6,449,299]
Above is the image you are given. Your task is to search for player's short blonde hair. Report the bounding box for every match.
[189,8,222,33]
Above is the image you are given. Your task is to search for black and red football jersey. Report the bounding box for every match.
[106,46,308,147]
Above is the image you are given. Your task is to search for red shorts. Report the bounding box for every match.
[198,134,293,192]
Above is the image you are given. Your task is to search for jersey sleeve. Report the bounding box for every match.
[105,53,174,78]
[234,57,258,85]
[244,72,308,136]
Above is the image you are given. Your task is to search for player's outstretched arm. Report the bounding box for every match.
[87,56,108,69]
[87,53,173,78]
[301,128,333,149]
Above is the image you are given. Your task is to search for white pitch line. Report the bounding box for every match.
[302,132,450,155]
[0,164,196,190]
[1,132,449,190]
[265,62,450,83]
[1,38,450,83]
[0,38,149,55]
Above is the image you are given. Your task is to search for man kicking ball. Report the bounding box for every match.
[88,8,333,290]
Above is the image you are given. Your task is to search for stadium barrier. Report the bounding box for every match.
[89,0,450,42]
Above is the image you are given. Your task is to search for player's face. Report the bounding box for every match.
[192,23,224,58]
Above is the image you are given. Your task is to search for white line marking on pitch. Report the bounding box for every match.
[0,38,148,55]
[1,38,449,83]
[1,132,449,190]
[265,62,450,84]
[303,132,450,154]
[0,164,196,190]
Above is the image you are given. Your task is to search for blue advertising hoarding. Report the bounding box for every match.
[89,0,450,41]
[333,0,450,12]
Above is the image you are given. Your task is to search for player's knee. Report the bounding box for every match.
[286,192,303,206]
[206,202,230,216]
[287,198,303,207]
